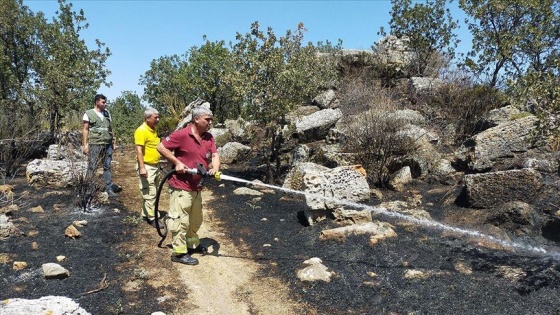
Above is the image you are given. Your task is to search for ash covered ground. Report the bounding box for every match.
[2,165,560,314]
[207,173,560,315]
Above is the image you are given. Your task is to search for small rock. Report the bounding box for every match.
[31,242,39,250]
[0,253,14,264]
[13,261,27,270]
[404,269,429,280]
[297,257,334,282]
[56,255,66,262]
[28,206,44,213]
[42,262,70,279]
[64,225,81,239]
[73,220,88,227]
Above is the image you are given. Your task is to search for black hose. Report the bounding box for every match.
[154,169,176,247]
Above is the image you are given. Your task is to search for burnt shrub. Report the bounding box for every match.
[411,79,505,145]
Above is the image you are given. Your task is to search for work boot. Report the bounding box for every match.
[188,245,208,255]
[106,189,117,197]
[111,183,122,193]
[171,254,199,265]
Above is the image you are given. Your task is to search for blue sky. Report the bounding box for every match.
[24,0,470,102]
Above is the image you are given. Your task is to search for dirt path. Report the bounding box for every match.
[113,149,306,315]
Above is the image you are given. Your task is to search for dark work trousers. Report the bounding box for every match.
[87,143,113,192]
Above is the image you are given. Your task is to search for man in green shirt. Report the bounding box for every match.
[82,94,118,197]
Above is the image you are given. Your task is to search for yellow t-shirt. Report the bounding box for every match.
[134,122,160,165]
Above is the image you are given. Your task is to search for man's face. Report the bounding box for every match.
[195,115,213,132]
[95,98,107,110]
[146,113,160,128]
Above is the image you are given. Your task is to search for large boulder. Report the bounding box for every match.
[218,142,251,165]
[485,201,539,236]
[457,115,538,171]
[0,296,90,315]
[283,162,370,224]
[292,108,343,143]
[409,77,443,96]
[460,169,542,208]
[224,118,253,144]
[26,159,87,188]
[312,89,340,109]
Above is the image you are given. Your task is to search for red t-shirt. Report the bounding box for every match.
[160,124,217,191]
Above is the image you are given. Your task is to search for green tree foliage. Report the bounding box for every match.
[0,0,110,135]
[109,91,144,145]
[141,39,236,122]
[0,0,110,177]
[460,0,560,87]
[34,0,111,134]
[180,39,236,122]
[460,0,560,145]
[509,60,560,145]
[229,22,338,182]
[141,54,187,118]
[379,0,459,76]
[0,0,43,135]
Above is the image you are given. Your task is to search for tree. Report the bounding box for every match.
[109,91,145,145]
[0,0,111,177]
[140,54,188,118]
[141,39,237,123]
[0,0,110,135]
[33,0,111,134]
[0,0,43,134]
[180,38,237,122]
[459,0,560,87]
[379,0,459,76]
[229,22,338,182]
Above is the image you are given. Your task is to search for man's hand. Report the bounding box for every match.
[82,144,89,155]
[139,167,147,178]
[175,162,187,174]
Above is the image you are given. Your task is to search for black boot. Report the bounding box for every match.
[171,254,199,265]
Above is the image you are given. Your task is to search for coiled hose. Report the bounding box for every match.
[154,169,175,247]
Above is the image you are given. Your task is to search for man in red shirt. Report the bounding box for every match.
[157,106,221,265]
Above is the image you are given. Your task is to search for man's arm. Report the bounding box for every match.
[135,145,147,177]
[157,142,187,173]
[208,152,220,176]
[82,122,89,155]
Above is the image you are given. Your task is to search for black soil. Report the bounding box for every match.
[2,156,560,314]
[206,171,560,315]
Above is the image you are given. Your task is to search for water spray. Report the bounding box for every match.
[154,169,560,260]
[217,174,560,260]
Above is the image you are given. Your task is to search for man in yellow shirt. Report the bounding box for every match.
[134,107,162,227]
